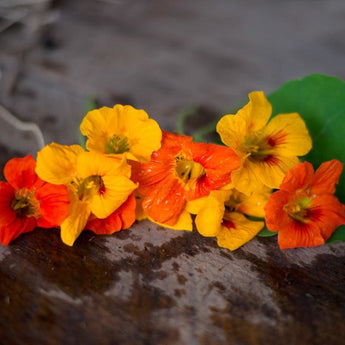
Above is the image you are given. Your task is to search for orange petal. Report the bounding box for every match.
[183,142,241,200]
[4,155,42,190]
[279,161,315,192]
[264,190,291,232]
[309,194,345,241]
[35,183,70,228]
[277,220,324,249]
[311,159,343,194]
[142,177,186,225]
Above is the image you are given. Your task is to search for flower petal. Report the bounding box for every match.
[36,143,84,185]
[216,212,264,251]
[4,155,41,190]
[264,113,312,157]
[279,161,315,192]
[183,142,241,200]
[195,191,227,237]
[86,193,136,234]
[35,183,70,228]
[60,195,91,246]
[238,187,271,218]
[142,177,186,225]
[77,151,131,179]
[216,113,248,155]
[150,209,193,231]
[277,220,324,249]
[240,91,272,130]
[309,194,345,241]
[311,159,343,194]
[0,216,36,246]
[255,155,300,190]
[89,175,138,219]
[0,182,16,226]
[264,190,291,232]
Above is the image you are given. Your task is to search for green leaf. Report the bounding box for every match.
[327,225,345,243]
[257,226,277,237]
[268,74,345,203]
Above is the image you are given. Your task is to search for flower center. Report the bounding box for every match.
[224,190,244,213]
[74,175,105,201]
[105,135,130,154]
[11,188,40,218]
[284,194,312,223]
[242,132,274,162]
[175,156,206,182]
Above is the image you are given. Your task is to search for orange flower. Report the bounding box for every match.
[131,131,241,226]
[265,160,345,249]
[0,155,69,245]
[86,193,136,234]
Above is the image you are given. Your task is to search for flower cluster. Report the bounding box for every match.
[0,93,344,250]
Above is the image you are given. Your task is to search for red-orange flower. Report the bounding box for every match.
[0,155,69,245]
[265,160,345,249]
[86,193,136,235]
[131,131,241,226]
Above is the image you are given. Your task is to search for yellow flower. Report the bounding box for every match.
[216,91,312,194]
[191,188,270,251]
[80,104,162,162]
[36,143,138,246]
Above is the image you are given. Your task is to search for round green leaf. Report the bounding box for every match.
[257,226,277,237]
[268,74,345,203]
[327,225,345,243]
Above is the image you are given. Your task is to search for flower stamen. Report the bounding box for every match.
[76,175,105,201]
[105,135,130,154]
[11,188,40,218]
[175,157,206,182]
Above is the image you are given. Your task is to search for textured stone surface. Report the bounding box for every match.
[0,1,345,344]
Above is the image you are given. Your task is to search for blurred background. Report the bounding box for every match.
[0,0,345,162]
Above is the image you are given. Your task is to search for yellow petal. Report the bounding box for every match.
[237,91,272,131]
[80,106,119,153]
[216,212,264,251]
[149,209,193,231]
[77,152,131,179]
[264,113,312,157]
[195,192,225,237]
[36,143,84,185]
[90,175,138,219]
[238,187,272,218]
[185,196,208,215]
[216,113,248,154]
[230,161,265,195]
[60,195,91,246]
[255,155,299,189]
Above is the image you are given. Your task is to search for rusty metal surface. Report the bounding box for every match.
[0,1,345,344]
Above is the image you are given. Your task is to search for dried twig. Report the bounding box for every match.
[0,104,45,150]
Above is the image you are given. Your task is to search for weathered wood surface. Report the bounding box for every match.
[0,1,345,344]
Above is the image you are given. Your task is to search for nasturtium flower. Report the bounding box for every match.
[80,104,162,162]
[192,188,269,251]
[36,143,138,246]
[131,131,241,226]
[0,155,69,245]
[216,91,312,194]
[264,160,345,249]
